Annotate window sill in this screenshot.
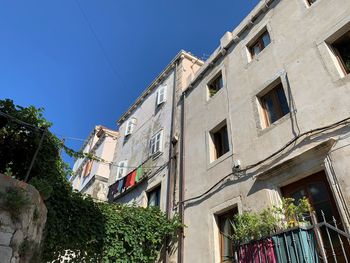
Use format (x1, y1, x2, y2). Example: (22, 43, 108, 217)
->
(206, 88, 224, 104)
(304, 0, 322, 10)
(245, 44, 272, 67)
(207, 151, 233, 171)
(335, 71, 350, 84)
(151, 151, 163, 161)
(257, 110, 296, 137)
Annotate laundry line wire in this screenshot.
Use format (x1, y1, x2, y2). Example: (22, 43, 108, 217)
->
(0, 110, 166, 170)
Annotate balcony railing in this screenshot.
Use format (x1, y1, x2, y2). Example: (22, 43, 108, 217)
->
(233, 212, 350, 263)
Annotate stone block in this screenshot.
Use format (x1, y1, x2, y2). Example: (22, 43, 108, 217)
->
(0, 246, 12, 263)
(0, 232, 13, 246)
(10, 230, 23, 250)
(0, 212, 13, 227)
(0, 225, 14, 234)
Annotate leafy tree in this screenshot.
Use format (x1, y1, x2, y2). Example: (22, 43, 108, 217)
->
(0, 99, 181, 262)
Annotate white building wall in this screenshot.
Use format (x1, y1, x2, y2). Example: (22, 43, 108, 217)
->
(71, 126, 118, 201)
(182, 0, 350, 262)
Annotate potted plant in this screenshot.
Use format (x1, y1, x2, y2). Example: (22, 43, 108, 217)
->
(231, 198, 319, 263)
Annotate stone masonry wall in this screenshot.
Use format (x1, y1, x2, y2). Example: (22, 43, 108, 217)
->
(0, 174, 47, 263)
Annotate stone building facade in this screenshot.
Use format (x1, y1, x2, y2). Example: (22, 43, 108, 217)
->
(180, 0, 350, 262)
(70, 125, 118, 201)
(107, 51, 203, 213)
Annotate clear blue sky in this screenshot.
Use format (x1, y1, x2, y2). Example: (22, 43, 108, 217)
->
(0, 0, 259, 164)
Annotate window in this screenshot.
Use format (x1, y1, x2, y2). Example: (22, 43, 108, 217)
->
(156, 85, 167, 105)
(209, 121, 229, 162)
(306, 0, 317, 6)
(83, 160, 93, 177)
(249, 30, 271, 59)
(125, 117, 137, 136)
(281, 171, 350, 260)
(259, 82, 289, 128)
(116, 160, 127, 180)
(150, 130, 163, 155)
(208, 72, 223, 98)
(217, 209, 237, 263)
(147, 185, 161, 207)
(330, 29, 350, 75)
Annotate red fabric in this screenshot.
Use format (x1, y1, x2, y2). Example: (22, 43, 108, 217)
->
(238, 238, 276, 263)
(124, 172, 132, 188)
(129, 170, 137, 187)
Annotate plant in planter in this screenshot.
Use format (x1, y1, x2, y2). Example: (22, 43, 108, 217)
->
(231, 197, 312, 244)
(274, 197, 312, 228)
(231, 198, 317, 263)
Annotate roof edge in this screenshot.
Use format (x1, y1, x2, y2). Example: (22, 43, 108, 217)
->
(116, 50, 204, 126)
(183, 0, 275, 94)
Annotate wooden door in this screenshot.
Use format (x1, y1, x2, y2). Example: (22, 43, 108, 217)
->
(281, 171, 349, 262)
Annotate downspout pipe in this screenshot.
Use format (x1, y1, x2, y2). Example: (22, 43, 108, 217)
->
(178, 92, 186, 263)
(165, 61, 178, 263)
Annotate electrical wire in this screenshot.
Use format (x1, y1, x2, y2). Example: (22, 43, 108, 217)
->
(181, 116, 350, 204)
(0, 111, 45, 131)
(74, 0, 128, 90)
(0, 110, 167, 170)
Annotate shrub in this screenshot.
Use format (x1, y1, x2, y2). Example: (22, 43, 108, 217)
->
(2, 187, 30, 220)
(29, 177, 53, 200)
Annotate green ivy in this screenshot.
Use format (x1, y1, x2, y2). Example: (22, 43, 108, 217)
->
(0, 99, 181, 262)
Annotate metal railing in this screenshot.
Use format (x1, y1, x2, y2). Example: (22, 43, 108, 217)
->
(234, 211, 350, 263)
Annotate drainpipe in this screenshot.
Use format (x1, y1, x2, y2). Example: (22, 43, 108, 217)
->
(165, 60, 178, 263)
(178, 91, 186, 263)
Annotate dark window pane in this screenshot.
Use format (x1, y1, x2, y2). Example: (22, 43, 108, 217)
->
(333, 32, 350, 74)
(308, 183, 329, 203)
(218, 209, 237, 262)
(308, 0, 317, 5)
(214, 132, 223, 158)
(208, 73, 223, 97)
(221, 218, 233, 261)
(264, 94, 278, 124)
(250, 30, 270, 58)
(291, 189, 306, 201)
(148, 186, 161, 207)
(212, 124, 229, 159)
(314, 202, 333, 223)
(276, 86, 290, 116)
(262, 32, 271, 48)
(252, 44, 261, 56)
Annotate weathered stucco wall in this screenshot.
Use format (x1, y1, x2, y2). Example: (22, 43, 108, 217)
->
(71, 127, 118, 201)
(0, 174, 47, 263)
(182, 0, 350, 262)
(109, 70, 175, 210)
(109, 53, 203, 212)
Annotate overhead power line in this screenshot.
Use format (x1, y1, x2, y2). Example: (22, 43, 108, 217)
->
(74, 0, 128, 90)
(0, 110, 166, 169)
(181, 116, 350, 204)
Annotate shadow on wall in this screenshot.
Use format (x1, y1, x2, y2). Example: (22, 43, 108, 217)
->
(184, 125, 350, 209)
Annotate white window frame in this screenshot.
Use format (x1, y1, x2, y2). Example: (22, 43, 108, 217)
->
(150, 130, 163, 155)
(125, 117, 137, 136)
(156, 85, 167, 106)
(116, 160, 128, 180)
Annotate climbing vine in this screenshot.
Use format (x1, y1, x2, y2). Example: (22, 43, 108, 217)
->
(0, 99, 181, 262)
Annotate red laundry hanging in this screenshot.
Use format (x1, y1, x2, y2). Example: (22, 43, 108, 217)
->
(124, 172, 132, 188)
(129, 170, 137, 187)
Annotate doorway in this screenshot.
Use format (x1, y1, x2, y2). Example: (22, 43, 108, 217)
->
(281, 171, 349, 262)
